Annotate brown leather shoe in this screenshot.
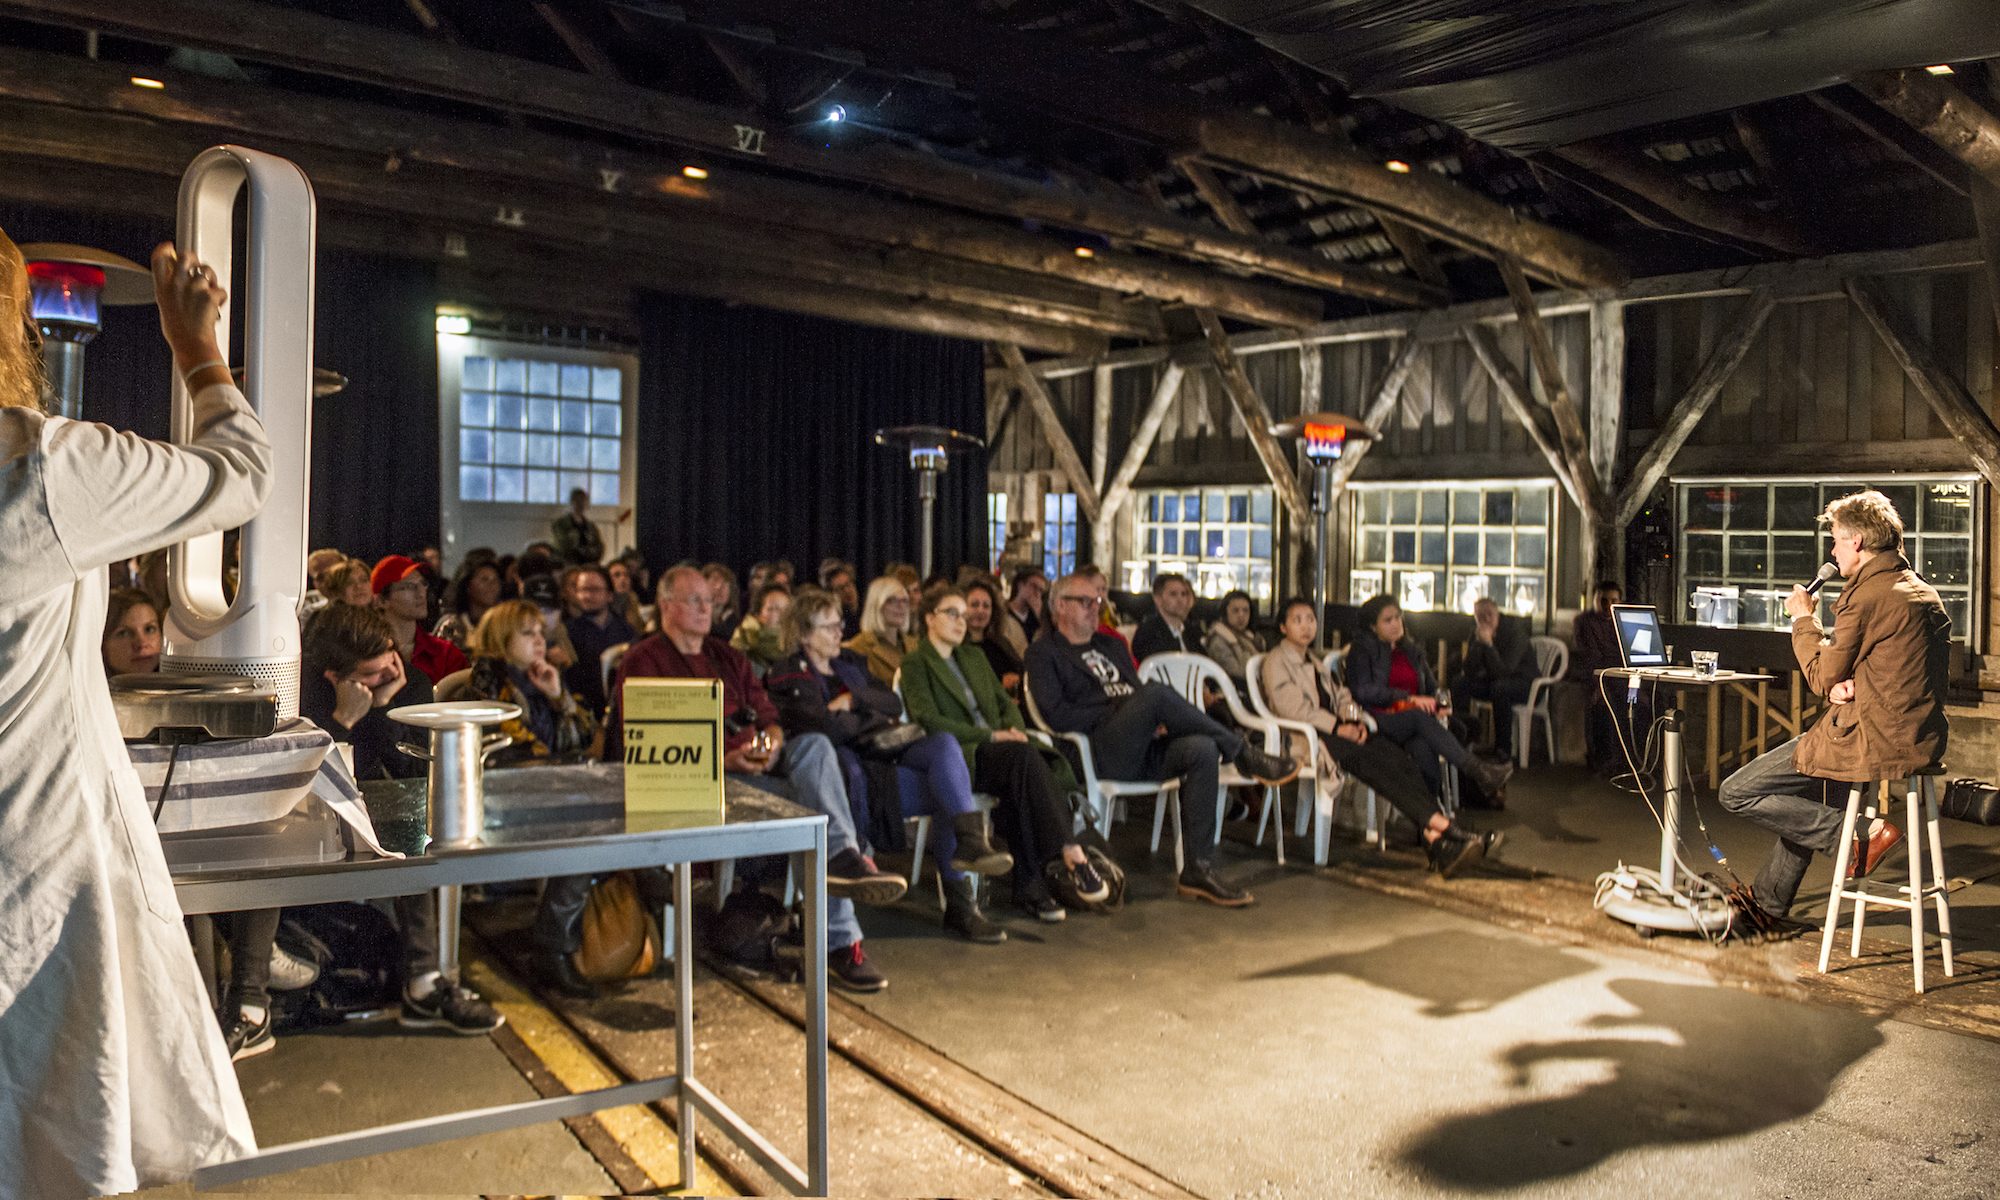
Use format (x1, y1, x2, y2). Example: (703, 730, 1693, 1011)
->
(1847, 821, 1904, 878)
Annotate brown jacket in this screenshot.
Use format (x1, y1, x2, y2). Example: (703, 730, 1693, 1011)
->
(1791, 551, 1950, 782)
(1258, 642, 1350, 784)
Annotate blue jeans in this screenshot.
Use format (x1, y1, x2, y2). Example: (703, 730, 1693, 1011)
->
(733, 732, 863, 949)
(1717, 736, 1848, 917)
(895, 732, 980, 882)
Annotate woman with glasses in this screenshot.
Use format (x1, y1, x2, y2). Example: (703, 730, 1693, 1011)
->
(901, 584, 1112, 920)
(0, 232, 265, 1194)
(767, 587, 1014, 943)
(845, 575, 917, 686)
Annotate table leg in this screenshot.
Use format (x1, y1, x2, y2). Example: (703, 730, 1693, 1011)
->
(674, 864, 696, 1190)
(802, 824, 829, 1195)
(436, 885, 461, 980)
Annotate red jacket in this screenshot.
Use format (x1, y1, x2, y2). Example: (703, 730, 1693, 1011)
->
(606, 633, 777, 755)
(410, 630, 468, 685)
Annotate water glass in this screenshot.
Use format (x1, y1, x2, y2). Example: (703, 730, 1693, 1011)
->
(1691, 649, 1719, 679)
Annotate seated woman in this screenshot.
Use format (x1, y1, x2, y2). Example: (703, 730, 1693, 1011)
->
(1260, 597, 1499, 877)
(1346, 594, 1513, 805)
(766, 588, 1014, 943)
(432, 553, 504, 653)
(1203, 589, 1265, 698)
(844, 576, 915, 687)
(462, 601, 607, 996)
(606, 557, 648, 634)
(902, 584, 1113, 921)
(729, 581, 792, 677)
(960, 574, 1024, 699)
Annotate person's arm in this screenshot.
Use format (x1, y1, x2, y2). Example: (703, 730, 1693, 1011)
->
(764, 663, 848, 738)
(902, 652, 993, 747)
(1793, 591, 1868, 697)
(1260, 654, 1337, 734)
(1345, 641, 1403, 707)
(1130, 617, 1167, 663)
(1204, 626, 1246, 680)
(1025, 641, 1096, 732)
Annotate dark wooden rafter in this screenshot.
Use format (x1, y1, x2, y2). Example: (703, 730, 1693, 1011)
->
(1614, 289, 1779, 526)
(1324, 333, 1425, 491)
(531, 3, 621, 80)
(997, 342, 1105, 523)
(1809, 86, 1971, 197)
(1845, 278, 2000, 493)
(1193, 311, 1312, 524)
(1461, 324, 1582, 510)
(1497, 260, 1609, 521)
(1849, 70, 2000, 182)
(1550, 138, 1813, 257)
(0, 0, 1453, 314)
(1099, 362, 1190, 521)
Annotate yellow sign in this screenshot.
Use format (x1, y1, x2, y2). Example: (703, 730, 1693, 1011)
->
(621, 678, 724, 815)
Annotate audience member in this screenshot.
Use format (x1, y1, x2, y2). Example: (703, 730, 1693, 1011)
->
(1203, 589, 1265, 695)
(1131, 572, 1204, 661)
(468, 600, 600, 764)
(371, 554, 467, 686)
(299, 546, 346, 619)
(321, 558, 373, 609)
(1451, 597, 1538, 762)
(561, 564, 636, 719)
(297, 605, 503, 1036)
(434, 554, 505, 652)
(102, 587, 163, 676)
(1077, 564, 1137, 668)
(766, 588, 1014, 943)
(416, 545, 443, 574)
(846, 577, 916, 686)
(819, 558, 861, 635)
(607, 566, 904, 993)
(606, 557, 647, 632)
(961, 575, 1024, 697)
(884, 562, 922, 612)
(729, 581, 792, 676)
(1347, 595, 1513, 804)
(1259, 598, 1499, 876)
(903, 585, 1108, 922)
(1573, 579, 1644, 776)
(550, 487, 603, 564)
(519, 571, 578, 671)
(1025, 572, 1298, 907)
(703, 561, 741, 634)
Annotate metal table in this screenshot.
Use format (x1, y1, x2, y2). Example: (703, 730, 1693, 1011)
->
(171, 764, 831, 1195)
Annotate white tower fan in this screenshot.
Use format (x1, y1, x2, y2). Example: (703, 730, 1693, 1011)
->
(159, 146, 317, 718)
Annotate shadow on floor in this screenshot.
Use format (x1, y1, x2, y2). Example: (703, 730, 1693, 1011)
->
(1244, 928, 1597, 1017)
(1397, 977, 1882, 1191)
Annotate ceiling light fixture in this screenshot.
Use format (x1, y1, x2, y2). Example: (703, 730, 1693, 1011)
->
(681, 165, 709, 180)
(130, 76, 166, 90)
(1073, 246, 1096, 258)
(1926, 64, 1956, 75)
(1385, 159, 1413, 174)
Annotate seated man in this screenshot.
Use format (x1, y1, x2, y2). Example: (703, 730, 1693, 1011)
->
(560, 563, 636, 719)
(603, 566, 906, 993)
(1450, 597, 1538, 760)
(1719, 490, 1950, 925)
(371, 554, 467, 686)
(1024, 572, 1299, 907)
(298, 605, 504, 1038)
(1573, 579, 1648, 776)
(1130, 572, 1205, 662)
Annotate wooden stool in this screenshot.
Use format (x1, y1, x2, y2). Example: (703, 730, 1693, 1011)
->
(1818, 766, 1954, 993)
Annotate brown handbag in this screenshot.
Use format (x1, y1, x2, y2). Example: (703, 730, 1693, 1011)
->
(570, 871, 662, 982)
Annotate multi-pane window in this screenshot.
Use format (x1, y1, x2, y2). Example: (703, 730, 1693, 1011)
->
(1350, 482, 1553, 616)
(1042, 493, 1078, 581)
(1676, 477, 1977, 637)
(986, 493, 1009, 571)
(1131, 487, 1276, 600)
(457, 354, 624, 505)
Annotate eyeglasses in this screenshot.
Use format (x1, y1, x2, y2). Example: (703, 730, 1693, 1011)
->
(667, 593, 713, 608)
(934, 607, 967, 619)
(1055, 594, 1095, 606)
(809, 618, 844, 632)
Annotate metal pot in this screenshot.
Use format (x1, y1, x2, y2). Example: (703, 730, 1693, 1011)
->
(388, 700, 521, 850)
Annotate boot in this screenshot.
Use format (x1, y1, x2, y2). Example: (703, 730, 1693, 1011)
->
(948, 812, 1015, 876)
(942, 875, 1006, 944)
(1467, 757, 1515, 798)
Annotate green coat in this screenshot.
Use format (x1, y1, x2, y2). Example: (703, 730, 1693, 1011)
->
(901, 637, 1079, 796)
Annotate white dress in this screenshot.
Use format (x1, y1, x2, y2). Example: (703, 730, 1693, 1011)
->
(0, 383, 271, 1198)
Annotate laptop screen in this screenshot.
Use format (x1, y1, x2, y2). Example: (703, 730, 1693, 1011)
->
(1611, 604, 1667, 667)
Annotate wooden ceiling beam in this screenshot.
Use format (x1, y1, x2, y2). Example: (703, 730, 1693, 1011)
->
(1850, 69, 2000, 186)
(0, 0, 1433, 310)
(1550, 138, 1814, 257)
(1810, 85, 1971, 197)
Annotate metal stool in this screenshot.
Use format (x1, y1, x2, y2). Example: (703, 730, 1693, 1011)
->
(1819, 766, 1954, 993)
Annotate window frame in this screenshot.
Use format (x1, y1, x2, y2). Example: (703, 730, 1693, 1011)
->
(1347, 478, 1557, 619)
(1126, 485, 1277, 601)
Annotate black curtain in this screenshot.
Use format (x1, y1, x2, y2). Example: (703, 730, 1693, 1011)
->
(0, 201, 439, 561)
(634, 293, 987, 583)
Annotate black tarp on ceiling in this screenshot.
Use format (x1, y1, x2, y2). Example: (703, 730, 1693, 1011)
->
(1178, 0, 2000, 150)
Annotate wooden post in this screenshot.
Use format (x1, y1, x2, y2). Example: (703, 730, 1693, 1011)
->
(1974, 177, 2000, 346)
(1195, 311, 1311, 525)
(1615, 289, 1779, 527)
(1090, 362, 1113, 496)
(1845, 278, 2000, 493)
(1463, 324, 1583, 511)
(1094, 363, 1187, 567)
(1588, 299, 1625, 498)
(997, 343, 1102, 526)
(1298, 342, 1323, 420)
(1326, 333, 1422, 491)
(1498, 260, 1610, 517)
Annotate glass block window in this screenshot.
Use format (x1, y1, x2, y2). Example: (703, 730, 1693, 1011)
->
(1350, 481, 1554, 617)
(457, 353, 624, 505)
(1676, 477, 1978, 638)
(1042, 493, 1078, 582)
(987, 492, 1009, 571)
(1129, 486, 1276, 601)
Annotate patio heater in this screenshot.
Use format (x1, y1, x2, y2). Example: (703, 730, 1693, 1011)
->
(874, 424, 984, 580)
(19, 243, 154, 419)
(1272, 412, 1378, 622)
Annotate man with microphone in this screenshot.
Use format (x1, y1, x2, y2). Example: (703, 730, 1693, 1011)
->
(1717, 490, 1951, 926)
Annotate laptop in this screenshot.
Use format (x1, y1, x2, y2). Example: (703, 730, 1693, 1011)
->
(1611, 604, 1670, 669)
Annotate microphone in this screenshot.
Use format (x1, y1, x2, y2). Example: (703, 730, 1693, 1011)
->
(1803, 562, 1838, 597)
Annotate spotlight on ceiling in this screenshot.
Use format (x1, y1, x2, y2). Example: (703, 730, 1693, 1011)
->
(682, 165, 709, 179)
(825, 104, 847, 124)
(1384, 159, 1413, 174)
(435, 313, 471, 336)
(1926, 64, 1956, 75)
(130, 76, 166, 90)
(1073, 246, 1096, 258)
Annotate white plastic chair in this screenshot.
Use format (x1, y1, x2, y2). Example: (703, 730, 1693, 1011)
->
(1137, 652, 1275, 861)
(1518, 636, 1568, 768)
(1243, 652, 1355, 865)
(600, 641, 631, 698)
(1022, 670, 1186, 868)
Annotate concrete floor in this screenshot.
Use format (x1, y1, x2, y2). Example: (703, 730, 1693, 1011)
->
(853, 848, 2000, 1198)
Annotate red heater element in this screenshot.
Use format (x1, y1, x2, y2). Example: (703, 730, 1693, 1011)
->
(1301, 419, 1349, 462)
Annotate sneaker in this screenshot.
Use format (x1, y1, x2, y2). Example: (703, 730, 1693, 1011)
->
(1023, 892, 1067, 923)
(400, 982, 506, 1034)
(827, 847, 909, 906)
(1175, 861, 1255, 908)
(267, 944, 319, 992)
(1069, 858, 1111, 904)
(829, 942, 888, 994)
(221, 1007, 274, 1062)
(1233, 743, 1301, 787)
